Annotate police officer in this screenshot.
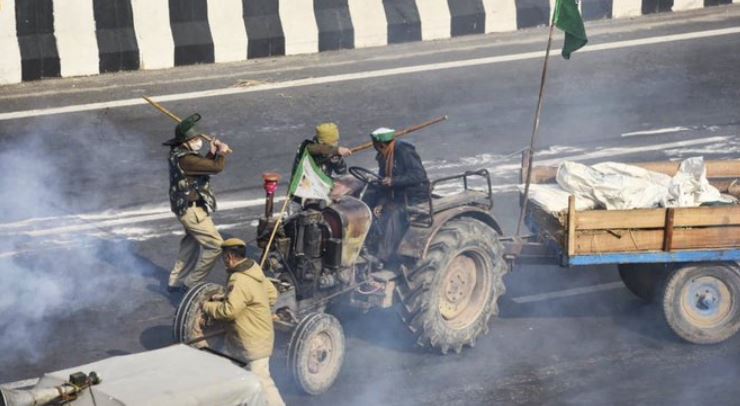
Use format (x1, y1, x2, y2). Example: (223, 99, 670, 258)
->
(202, 238, 285, 406)
(292, 122, 352, 178)
(163, 113, 230, 293)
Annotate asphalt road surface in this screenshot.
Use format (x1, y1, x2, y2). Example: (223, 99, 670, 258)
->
(1, 6, 739, 405)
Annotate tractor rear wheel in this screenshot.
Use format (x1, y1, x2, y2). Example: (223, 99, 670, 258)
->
(397, 217, 508, 354)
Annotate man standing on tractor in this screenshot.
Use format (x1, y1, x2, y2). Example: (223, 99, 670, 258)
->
(163, 113, 230, 293)
(367, 127, 430, 263)
(202, 238, 285, 406)
(292, 122, 353, 178)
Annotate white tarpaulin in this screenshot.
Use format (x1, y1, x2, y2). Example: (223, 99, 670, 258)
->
(30, 345, 266, 406)
(525, 183, 598, 213)
(555, 157, 728, 210)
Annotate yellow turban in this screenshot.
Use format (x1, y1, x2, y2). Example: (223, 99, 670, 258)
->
(315, 122, 340, 146)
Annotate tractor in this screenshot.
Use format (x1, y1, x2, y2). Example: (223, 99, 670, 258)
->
(173, 167, 509, 395)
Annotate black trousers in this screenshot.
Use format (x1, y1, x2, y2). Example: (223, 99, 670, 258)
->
(376, 201, 410, 263)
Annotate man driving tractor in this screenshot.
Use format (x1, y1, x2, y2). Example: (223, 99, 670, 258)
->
(364, 127, 430, 263)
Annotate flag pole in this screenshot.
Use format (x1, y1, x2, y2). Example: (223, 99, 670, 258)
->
(259, 194, 291, 269)
(515, 19, 557, 237)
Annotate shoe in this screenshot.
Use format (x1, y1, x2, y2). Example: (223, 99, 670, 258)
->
(167, 285, 187, 294)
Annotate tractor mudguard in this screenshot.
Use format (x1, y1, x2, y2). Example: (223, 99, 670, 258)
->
(397, 206, 504, 259)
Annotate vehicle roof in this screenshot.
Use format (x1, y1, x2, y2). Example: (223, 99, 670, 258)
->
(33, 344, 264, 406)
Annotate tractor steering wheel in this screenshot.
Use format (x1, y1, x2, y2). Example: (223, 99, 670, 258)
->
(349, 166, 382, 185)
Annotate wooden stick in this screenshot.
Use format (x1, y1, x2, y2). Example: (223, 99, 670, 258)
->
(350, 115, 448, 153)
(143, 96, 232, 153)
(259, 196, 291, 269)
(143, 96, 183, 123)
(185, 329, 226, 345)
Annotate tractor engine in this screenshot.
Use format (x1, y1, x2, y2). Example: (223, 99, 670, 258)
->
(257, 174, 373, 301)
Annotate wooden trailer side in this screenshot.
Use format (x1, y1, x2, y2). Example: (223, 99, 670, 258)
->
(565, 197, 740, 256)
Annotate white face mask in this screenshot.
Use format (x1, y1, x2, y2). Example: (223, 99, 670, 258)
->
(187, 138, 203, 152)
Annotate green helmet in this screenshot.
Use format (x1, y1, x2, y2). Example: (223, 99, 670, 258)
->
(163, 113, 204, 146)
(370, 127, 395, 143)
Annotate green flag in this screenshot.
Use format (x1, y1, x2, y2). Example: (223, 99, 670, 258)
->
(553, 0, 588, 59)
(289, 150, 334, 202)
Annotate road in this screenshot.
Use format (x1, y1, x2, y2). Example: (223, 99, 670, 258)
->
(1, 5, 739, 405)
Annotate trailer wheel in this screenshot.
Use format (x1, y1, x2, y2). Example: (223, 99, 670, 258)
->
(173, 282, 226, 346)
(288, 312, 345, 395)
(618, 264, 666, 302)
(662, 263, 740, 344)
(397, 217, 508, 354)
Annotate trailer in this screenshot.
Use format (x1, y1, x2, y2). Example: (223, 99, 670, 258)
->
(509, 158, 740, 344)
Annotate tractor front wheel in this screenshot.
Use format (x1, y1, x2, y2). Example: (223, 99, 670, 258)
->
(287, 312, 345, 395)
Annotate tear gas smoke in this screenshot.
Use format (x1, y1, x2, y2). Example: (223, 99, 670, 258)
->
(0, 118, 154, 379)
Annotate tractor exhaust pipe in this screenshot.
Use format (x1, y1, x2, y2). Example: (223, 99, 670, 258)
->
(262, 172, 281, 219)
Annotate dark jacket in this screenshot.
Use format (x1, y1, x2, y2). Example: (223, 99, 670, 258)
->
(168, 146, 225, 216)
(376, 141, 429, 205)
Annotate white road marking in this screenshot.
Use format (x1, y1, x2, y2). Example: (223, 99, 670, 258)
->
(489, 136, 728, 174)
(511, 282, 625, 304)
(664, 137, 740, 156)
(1, 197, 283, 238)
(621, 126, 690, 137)
(0, 136, 729, 244)
(1, 27, 740, 121)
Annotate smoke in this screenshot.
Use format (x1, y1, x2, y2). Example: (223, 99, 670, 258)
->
(0, 117, 154, 374)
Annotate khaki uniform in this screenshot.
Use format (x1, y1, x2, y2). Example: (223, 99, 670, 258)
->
(167, 148, 226, 288)
(202, 259, 284, 406)
(169, 206, 223, 287)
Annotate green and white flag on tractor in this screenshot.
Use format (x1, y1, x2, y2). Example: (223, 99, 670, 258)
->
(289, 150, 334, 202)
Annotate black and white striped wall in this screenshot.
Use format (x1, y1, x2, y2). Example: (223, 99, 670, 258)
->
(0, 0, 736, 85)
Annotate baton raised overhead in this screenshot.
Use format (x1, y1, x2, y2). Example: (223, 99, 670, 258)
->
(350, 115, 448, 153)
(143, 96, 233, 154)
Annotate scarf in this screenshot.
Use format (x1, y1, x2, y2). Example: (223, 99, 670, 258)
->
(380, 140, 397, 200)
(381, 139, 397, 179)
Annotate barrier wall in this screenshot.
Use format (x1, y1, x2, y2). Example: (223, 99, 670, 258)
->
(0, 0, 735, 85)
